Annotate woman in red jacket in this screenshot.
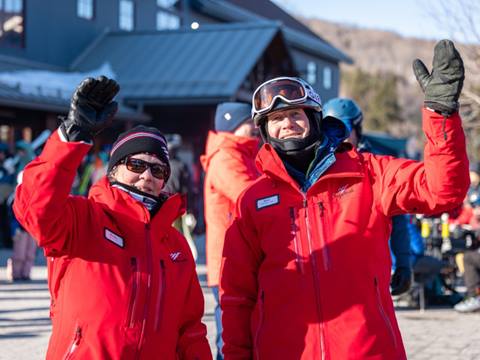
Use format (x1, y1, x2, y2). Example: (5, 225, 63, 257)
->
(220, 40, 469, 359)
(13, 77, 212, 360)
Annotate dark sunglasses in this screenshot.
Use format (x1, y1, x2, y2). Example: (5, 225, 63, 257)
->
(122, 157, 170, 180)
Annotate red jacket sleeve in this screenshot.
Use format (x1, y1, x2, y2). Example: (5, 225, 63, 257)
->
(220, 197, 263, 359)
(177, 254, 212, 360)
(371, 109, 469, 217)
(13, 130, 92, 256)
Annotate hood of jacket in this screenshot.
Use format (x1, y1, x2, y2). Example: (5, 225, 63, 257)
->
(200, 131, 259, 172)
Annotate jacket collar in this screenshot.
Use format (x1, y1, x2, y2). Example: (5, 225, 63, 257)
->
(88, 177, 185, 226)
(256, 144, 365, 191)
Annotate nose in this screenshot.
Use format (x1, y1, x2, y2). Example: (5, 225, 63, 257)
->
(279, 116, 295, 129)
(139, 166, 154, 181)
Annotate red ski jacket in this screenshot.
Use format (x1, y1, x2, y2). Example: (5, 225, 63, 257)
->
(201, 131, 259, 286)
(13, 131, 212, 360)
(220, 109, 469, 360)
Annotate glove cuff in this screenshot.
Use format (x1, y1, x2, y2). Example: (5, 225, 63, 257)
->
(59, 116, 93, 143)
(424, 101, 458, 116)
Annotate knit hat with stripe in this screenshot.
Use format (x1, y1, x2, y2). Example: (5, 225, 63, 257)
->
(107, 125, 170, 173)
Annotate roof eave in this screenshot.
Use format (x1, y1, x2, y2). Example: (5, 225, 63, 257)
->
(283, 28, 353, 64)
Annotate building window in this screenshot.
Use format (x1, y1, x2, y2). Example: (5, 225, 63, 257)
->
(323, 67, 332, 90)
(77, 0, 94, 20)
(157, 0, 176, 8)
(307, 62, 317, 85)
(156, 11, 179, 30)
(0, 0, 24, 48)
(119, 0, 134, 31)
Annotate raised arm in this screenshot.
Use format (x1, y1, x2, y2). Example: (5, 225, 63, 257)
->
(13, 76, 119, 255)
(374, 40, 469, 217)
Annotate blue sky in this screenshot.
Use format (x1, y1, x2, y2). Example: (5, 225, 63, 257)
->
(271, 0, 480, 43)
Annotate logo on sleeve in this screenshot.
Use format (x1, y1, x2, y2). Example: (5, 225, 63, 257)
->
(104, 228, 124, 248)
(170, 251, 187, 262)
(334, 184, 354, 199)
(256, 194, 280, 210)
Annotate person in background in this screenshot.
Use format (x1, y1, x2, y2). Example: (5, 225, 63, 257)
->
(454, 193, 480, 312)
(323, 97, 413, 296)
(6, 171, 38, 282)
(0, 144, 14, 248)
(201, 102, 259, 359)
(164, 133, 198, 260)
(221, 40, 468, 359)
(13, 76, 211, 359)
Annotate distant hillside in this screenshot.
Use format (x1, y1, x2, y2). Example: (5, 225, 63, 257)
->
(303, 17, 437, 82)
(300, 17, 446, 135)
(299, 17, 480, 137)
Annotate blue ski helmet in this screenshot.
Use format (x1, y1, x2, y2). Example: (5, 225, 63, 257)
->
(323, 98, 363, 135)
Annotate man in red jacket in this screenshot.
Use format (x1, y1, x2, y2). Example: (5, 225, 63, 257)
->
(201, 102, 259, 359)
(13, 77, 212, 360)
(220, 40, 469, 359)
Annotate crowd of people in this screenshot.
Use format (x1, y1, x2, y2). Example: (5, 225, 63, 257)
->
(0, 39, 478, 359)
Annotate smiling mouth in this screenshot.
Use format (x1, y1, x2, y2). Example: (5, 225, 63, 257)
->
(281, 133, 302, 139)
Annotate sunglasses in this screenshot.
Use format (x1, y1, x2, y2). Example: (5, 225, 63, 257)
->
(122, 157, 170, 180)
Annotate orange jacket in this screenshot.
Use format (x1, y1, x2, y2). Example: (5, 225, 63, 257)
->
(201, 131, 259, 286)
(14, 131, 212, 360)
(221, 109, 469, 359)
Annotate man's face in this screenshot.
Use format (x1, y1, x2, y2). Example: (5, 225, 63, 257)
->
(234, 119, 259, 138)
(113, 153, 166, 197)
(266, 108, 310, 139)
(345, 128, 359, 147)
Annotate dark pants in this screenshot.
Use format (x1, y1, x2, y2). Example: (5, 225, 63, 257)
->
(464, 250, 480, 296)
(211, 286, 224, 360)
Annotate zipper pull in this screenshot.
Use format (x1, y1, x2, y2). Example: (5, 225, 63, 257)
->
(74, 326, 82, 344)
(319, 202, 325, 216)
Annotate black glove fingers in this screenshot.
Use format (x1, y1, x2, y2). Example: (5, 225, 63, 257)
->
(99, 79, 120, 105)
(72, 77, 95, 104)
(64, 76, 120, 141)
(84, 76, 111, 108)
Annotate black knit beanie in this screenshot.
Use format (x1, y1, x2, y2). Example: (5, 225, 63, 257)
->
(107, 125, 170, 174)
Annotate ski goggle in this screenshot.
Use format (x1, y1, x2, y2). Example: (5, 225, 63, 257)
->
(122, 156, 170, 180)
(252, 77, 320, 116)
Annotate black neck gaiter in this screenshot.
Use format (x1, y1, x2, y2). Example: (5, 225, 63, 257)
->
(261, 111, 322, 174)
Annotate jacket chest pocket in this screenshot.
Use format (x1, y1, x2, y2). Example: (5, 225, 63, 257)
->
(154, 259, 167, 332)
(289, 201, 334, 273)
(328, 180, 372, 237)
(125, 257, 140, 328)
(63, 324, 82, 360)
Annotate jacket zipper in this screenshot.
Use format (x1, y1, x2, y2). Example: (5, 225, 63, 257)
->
(254, 290, 265, 360)
(303, 196, 328, 360)
(154, 260, 166, 331)
(127, 257, 139, 328)
(137, 224, 154, 356)
(63, 325, 82, 360)
(374, 277, 398, 349)
(289, 207, 305, 274)
(318, 202, 331, 271)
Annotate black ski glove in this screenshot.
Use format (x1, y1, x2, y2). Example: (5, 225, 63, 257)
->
(60, 76, 120, 142)
(413, 39, 464, 116)
(390, 266, 412, 296)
